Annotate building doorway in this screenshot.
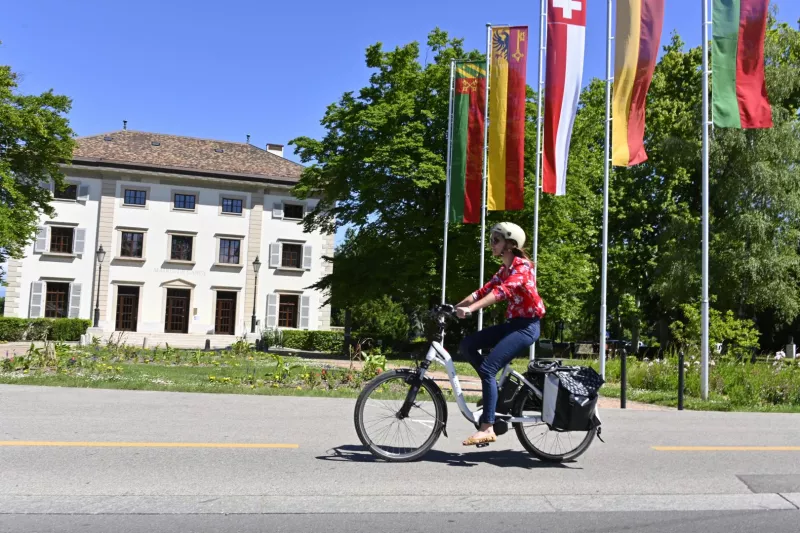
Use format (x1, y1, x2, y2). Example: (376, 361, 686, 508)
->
(215, 291, 237, 335)
(164, 288, 191, 333)
(115, 286, 140, 331)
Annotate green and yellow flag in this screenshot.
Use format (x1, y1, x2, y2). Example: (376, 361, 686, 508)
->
(449, 61, 487, 224)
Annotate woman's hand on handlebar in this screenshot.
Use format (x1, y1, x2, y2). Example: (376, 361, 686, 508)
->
(456, 307, 472, 319)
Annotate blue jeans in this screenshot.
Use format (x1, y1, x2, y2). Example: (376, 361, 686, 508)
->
(460, 318, 540, 425)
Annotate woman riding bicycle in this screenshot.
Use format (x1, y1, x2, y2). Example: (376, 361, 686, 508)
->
(455, 222, 545, 446)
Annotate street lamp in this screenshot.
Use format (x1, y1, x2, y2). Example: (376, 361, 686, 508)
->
(251, 255, 261, 333)
(93, 244, 106, 327)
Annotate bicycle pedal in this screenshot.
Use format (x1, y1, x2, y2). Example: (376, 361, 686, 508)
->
(475, 442, 490, 448)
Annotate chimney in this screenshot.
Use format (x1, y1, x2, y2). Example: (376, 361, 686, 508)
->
(266, 143, 284, 158)
(123, 120, 128, 131)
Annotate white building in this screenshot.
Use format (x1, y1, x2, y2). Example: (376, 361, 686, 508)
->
(3, 130, 333, 347)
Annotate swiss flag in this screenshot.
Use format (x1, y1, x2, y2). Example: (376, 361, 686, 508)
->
(543, 0, 587, 195)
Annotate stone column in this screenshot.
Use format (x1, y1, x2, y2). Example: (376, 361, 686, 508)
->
(317, 231, 335, 330)
(243, 191, 264, 338)
(88, 178, 116, 333)
(3, 259, 23, 317)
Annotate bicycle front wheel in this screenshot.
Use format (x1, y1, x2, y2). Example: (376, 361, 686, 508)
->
(512, 388, 595, 463)
(354, 369, 446, 462)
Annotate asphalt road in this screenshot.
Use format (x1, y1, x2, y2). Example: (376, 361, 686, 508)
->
(2, 511, 800, 533)
(0, 384, 798, 531)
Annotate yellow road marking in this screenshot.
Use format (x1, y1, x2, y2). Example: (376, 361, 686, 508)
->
(653, 446, 800, 452)
(0, 441, 298, 449)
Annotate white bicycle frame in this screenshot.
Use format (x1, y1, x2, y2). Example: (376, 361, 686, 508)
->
(418, 341, 547, 426)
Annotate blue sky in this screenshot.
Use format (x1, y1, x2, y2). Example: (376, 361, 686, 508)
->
(1, 1, 798, 296)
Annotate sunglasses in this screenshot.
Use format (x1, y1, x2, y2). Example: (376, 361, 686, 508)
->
(491, 236, 503, 245)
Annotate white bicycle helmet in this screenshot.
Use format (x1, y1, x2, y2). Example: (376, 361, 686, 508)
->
(490, 221, 526, 249)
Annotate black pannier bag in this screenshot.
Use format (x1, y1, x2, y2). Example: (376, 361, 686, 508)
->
(541, 366, 604, 432)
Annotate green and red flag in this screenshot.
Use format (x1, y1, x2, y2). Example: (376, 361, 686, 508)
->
(712, 0, 773, 129)
(449, 61, 487, 224)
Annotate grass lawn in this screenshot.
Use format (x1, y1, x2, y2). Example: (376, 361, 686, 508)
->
(0, 360, 486, 402)
(598, 383, 800, 413)
(3, 346, 799, 413)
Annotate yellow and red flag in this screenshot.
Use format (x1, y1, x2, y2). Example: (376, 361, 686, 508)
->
(488, 26, 528, 211)
(612, 0, 665, 167)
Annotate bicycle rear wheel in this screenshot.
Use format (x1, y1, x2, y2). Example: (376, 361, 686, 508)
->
(512, 387, 595, 462)
(354, 369, 446, 462)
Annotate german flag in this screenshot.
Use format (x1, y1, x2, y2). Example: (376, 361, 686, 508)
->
(612, 0, 665, 167)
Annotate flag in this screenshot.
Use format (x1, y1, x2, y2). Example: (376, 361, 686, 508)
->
(543, 0, 586, 195)
(612, 0, 665, 166)
(487, 25, 528, 212)
(450, 62, 487, 224)
(712, 0, 772, 128)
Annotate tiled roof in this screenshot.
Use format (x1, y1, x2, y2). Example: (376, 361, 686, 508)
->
(71, 130, 304, 183)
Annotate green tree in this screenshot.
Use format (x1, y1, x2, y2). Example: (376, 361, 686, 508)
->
(0, 54, 76, 265)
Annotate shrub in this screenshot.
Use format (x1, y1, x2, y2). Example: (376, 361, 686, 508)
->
(0, 317, 90, 342)
(307, 331, 343, 353)
(0, 318, 28, 342)
(351, 296, 409, 346)
(280, 330, 309, 350)
(50, 319, 92, 341)
(670, 303, 760, 358)
(279, 329, 344, 353)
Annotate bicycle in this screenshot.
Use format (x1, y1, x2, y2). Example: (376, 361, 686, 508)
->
(354, 304, 603, 462)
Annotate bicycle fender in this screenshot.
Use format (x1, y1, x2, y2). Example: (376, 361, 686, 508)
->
(399, 368, 449, 438)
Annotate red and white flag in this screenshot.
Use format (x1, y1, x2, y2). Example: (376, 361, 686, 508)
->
(543, 0, 586, 196)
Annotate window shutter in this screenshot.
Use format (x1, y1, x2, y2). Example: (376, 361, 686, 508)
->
(302, 244, 312, 270)
(272, 202, 283, 219)
(34, 227, 48, 253)
(269, 242, 281, 268)
(77, 184, 90, 202)
(73, 228, 86, 255)
(266, 294, 278, 328)
(69, 283, 82, 318)
(29, 281, 44, 318)
(299, 295, 311, 330)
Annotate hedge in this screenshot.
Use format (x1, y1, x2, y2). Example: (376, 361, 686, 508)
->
(279, 330, 344, 353)
(0, 318, 92, 342)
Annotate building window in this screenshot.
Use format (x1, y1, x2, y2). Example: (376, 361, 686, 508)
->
(124, 189, 147, 206)
(281, 243, 302, 268)
(222, 198, 243, 214)
(218, 239, 241, 264)
(54, 183, 78, 200)
(283, 203, 304, 220)
(50, 227, 74, 254)
(120, 232, 144, 258)
(173, 193, 196, 210)
(45, 282, 70, 318)
(170, 235, 193, 261)
(279, 294, 299, 328)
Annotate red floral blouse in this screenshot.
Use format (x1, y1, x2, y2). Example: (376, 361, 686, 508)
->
(472, 256, 546, 320)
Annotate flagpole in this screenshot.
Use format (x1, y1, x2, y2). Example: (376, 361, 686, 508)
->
(599, 0, 613, 380)
(701, 0, 711, 400)
(530, 0, 547, 362)
(478, 23, 492, 331)
(441, 59, 456, 305)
